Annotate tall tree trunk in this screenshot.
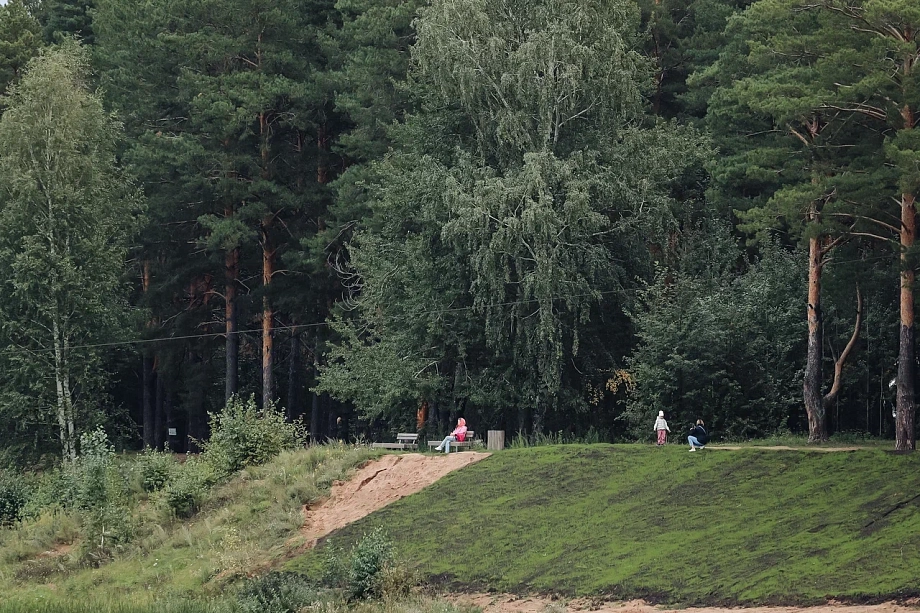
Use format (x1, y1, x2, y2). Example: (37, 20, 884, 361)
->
(142, 260, 155, 448)
(164, 377, 175, 453)
(52, 315, 75, 463)
(261, 220, 274, 409)
(310, 349, 321, 442)
(154, 362, 165, 449)
(897, 191, 916, 451)
(186, 350, 206, 453)
(142, 354, 155, 448)
(225, 245, 239, 402)
(287, 332, 299, 421)
(326, 394, 337, 441)
(804, 235, 827, 442)
(62, 334, 76, 461)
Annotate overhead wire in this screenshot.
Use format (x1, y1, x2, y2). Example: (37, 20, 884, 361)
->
(26, 287, 642, 353)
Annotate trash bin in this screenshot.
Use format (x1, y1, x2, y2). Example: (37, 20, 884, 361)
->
(487, 430, 505, 451)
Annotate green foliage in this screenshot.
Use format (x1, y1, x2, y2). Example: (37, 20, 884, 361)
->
(42, 0, 95, 44)
(0, 443, 378, 603)
(320, 0, 709, 435)
(324, 527, 397, 600)
(347, 529, 395, 599)
(236, 571, 318, 613)
(203, 395, 306, 478)
(20, 469, 70, 518)
(626, 233, 806, 439)
(0, 470, 26, 525)
(134, 448, 176, 493)
(294, 445, 920, 604)
(0, 600, 232, 613)
(159, 456, 217, 519)
(0, 0, 42, 97)
(0, 42, 142, 462)
(72, 428, 133, 559)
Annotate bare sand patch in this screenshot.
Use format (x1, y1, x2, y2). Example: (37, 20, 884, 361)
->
(455, 594, 917, 613)
(301, 451, 489, 546)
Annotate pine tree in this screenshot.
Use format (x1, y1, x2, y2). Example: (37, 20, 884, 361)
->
(0, 0, 41, 97)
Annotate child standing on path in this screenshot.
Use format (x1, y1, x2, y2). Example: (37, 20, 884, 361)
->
(653, 410, 670, 445)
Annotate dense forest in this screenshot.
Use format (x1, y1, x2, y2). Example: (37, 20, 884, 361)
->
(0, 0, 917, 464)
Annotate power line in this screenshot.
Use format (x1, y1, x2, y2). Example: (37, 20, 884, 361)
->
(19, 249, 897, 354)
(24, 287, 641, 353)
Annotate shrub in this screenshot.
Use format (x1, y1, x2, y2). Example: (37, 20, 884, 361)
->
(377, 562, 418, 600)
(21, 469, 70, 518)
(236, 571, 318, 613)
(73, 428, 134, 559)
(321, 541, 347, 588)
(0, 470, 26, 525)
(136, 448, 176, 492)
(348, 527, 395, 599)
(160, 457, 216, 518)
(203, 395, 306, 478)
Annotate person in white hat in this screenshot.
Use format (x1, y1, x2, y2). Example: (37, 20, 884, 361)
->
(653, 410, 670, 446)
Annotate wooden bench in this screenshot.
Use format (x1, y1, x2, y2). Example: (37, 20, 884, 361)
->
(372, 433, 419, 450)
(428, 430, 476, 452)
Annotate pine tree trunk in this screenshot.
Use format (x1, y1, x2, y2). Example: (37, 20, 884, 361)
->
(326, 394, 337, 441)
(142, 354, 155, 448)
(154, 365, 165, 449)
(804, 236, 827, 442)
(287, 332, 299, 421)
(186, 351, 206, 453)
(164, 378, 175, 453)
(897, 192, 916, 451)
(225, 245, 239, 402)
(261, 221, 274, 409)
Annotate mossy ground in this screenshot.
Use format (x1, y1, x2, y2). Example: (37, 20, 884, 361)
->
(289, 444, 920, 605)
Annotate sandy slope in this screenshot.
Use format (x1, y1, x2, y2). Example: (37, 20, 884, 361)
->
(301, 451, 489, 546)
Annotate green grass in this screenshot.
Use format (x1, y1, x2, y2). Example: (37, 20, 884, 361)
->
(289, 444, 920, 605)
(0, 442, 381, 604)
(0, 599, 229, 613)
(716, 432, 891, 447)
(0, 593, 478, 613)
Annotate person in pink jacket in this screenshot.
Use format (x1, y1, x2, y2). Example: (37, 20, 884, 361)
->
(434, 418, 467, 453)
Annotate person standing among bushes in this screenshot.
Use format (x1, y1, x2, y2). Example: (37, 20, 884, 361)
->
(434, 418, 467, 453)
(688, 419, 709, 451)
(653, 410, 670, 445)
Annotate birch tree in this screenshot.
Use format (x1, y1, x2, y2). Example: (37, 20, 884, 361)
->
(0, 43, 141, 462)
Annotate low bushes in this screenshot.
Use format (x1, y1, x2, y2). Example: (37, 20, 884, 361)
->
(322, 528, 416, 600)
(202, 395, 306, 479)
(0, 470, 26, 525)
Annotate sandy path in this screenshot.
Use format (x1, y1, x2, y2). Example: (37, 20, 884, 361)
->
(301, 452, 489, 546)
(458, 594, 917, 613)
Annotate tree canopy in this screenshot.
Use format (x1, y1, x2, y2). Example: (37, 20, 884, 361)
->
(0, 0, 915, 460)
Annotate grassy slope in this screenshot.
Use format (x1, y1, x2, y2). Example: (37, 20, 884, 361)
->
(289, 445, 920, 605)
(0, 444, 380, 605)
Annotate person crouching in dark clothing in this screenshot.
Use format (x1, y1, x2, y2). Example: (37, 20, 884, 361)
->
(688, 420, 709, 451)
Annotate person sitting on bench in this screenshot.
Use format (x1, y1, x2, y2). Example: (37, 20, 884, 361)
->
(435, 418, 467, 453)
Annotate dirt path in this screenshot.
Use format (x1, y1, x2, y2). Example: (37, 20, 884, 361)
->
(458, 594, 918, 613)
(301, 452, 489, 546)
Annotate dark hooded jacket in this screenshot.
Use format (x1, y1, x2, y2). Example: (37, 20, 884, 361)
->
(689, 425, 709, 445)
